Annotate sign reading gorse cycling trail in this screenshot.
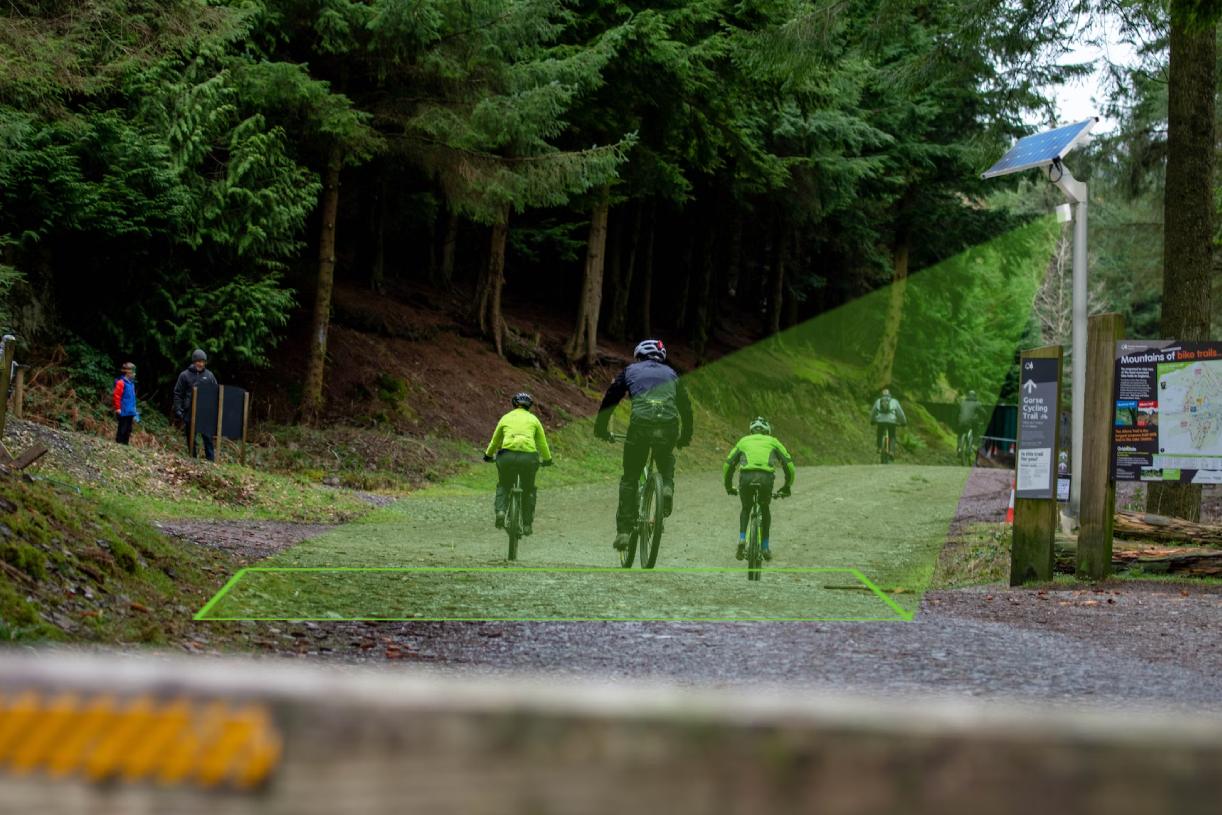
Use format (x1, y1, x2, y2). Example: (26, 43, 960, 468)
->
(1113, 341, 1222, 484)
(1016, 357, 1060, 500)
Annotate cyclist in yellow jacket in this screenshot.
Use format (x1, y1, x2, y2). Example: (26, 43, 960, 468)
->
(484, 392, 553, 536)
(723, 417, 794, 561)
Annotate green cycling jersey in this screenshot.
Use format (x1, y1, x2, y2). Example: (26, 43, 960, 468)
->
(723, 433, 795, 490)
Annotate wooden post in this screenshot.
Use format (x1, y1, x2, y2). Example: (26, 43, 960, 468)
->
(240, 391, 250, 466)
(215, 386, 225, 465)
(1010, 345, 1063, 586)
(1077, 312, 1125, 580)
(13, 366, 23, 419)
(0, 337, 13, 434)
(189, 387, 198, 458)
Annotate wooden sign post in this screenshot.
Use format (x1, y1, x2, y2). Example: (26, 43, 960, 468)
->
(1077, 312, 1125, 580)
(1010, 345, 1064, 585)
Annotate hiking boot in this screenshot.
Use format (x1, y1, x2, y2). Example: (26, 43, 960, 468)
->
(735, 541, 745, 561)
(522, 524, 533, 537)
(612, 533, 631, 551)
(495, 512, 505, 529)
(662, 484, 674, 517)
(762, 547, 773, 562)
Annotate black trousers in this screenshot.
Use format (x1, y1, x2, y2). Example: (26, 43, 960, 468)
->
(617, 421, 678, 533)
(115, 415, 134, 445)
(875, 423, 897, 450)
(738, 470, 775, 540)
(495, 450, 540, 524)
(186, 427, 215, 461)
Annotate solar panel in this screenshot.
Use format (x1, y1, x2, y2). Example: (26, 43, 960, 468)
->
(981, 118, 1097, 179)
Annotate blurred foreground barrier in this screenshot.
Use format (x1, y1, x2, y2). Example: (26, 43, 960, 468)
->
(0, 652, 1220, 814)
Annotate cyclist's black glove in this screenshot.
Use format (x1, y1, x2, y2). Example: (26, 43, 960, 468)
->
(676, 436, 692, 450)
(541, 459, 554, 468)
(483, 454, 495, 463)
(778, 486, 792, 498)
(594, 428, 612, 442)
(725, 486, 738, 496)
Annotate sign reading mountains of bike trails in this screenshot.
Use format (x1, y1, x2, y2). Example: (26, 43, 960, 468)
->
(1016, 357, 1060, 500)
(1113, 340, 1222, 484)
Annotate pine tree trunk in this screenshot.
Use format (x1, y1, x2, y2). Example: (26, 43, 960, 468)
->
(602, 208, 623, 334)
(371, 178, 386, 293)
(608, 202, 641, 340)
(566, 189, 610, 367)
(692, 221, 716, 358)
(871, 236, 910, 389)
(439, 210, 459, 287)
(767, 222, 787, 335)
(301, 144, 342, 421)
(476, 218, 509, 356)
(639, 204, 656, 338)
(675, 229, 695, 331)
(726, 216, 743, 300)
(1147, 6, 1216, 522)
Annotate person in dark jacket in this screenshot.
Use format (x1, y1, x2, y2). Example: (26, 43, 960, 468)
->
(112, 362, 140, 445)
(173, 349, 218, 461)
(593, 339, 694, 551)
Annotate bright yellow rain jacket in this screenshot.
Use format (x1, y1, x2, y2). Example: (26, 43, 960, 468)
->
(485, 408, 553, 461)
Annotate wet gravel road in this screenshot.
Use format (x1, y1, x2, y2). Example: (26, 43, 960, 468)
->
(189, 467, 1222, 711)
(241, 580, 1221, 712)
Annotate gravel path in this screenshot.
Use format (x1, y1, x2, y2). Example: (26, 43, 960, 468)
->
(156, 520, 335, 563)
(238, 580, 1222, 712)
(178, 466, 1222, 711)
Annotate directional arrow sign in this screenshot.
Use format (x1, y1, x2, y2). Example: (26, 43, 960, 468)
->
(1016, 358, 1061, 500)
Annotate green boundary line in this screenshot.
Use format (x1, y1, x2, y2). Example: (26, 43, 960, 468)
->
(195, 566, 914, 623)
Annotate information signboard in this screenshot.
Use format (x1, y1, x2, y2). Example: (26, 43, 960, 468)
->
(1112, 341, 1222, 484)
(1016, 357, 1060, 499)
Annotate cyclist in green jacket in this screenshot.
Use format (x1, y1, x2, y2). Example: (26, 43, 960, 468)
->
(723, 417, 795, 561)
(484, 392, 553, 536)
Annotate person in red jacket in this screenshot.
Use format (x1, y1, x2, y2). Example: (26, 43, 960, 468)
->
(112, 362, 140, 444)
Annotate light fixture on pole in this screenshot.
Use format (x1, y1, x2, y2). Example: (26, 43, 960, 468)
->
(983, 117, 1098, 518)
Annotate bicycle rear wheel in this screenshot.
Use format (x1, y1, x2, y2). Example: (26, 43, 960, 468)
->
(746, 509, 762, 581)
(506, 489, 521, 561)
(639, 472, 664, 568)
(619, 527, 637, 568)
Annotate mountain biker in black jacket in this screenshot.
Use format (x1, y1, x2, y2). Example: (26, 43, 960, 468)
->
(594, 339, 693, 551)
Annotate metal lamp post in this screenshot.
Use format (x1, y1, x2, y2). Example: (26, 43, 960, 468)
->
(983, 117, 1097, 517)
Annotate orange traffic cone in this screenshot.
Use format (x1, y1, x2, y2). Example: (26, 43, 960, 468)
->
(1005, 478, 1015, 525)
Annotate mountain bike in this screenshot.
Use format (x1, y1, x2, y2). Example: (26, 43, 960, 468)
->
(878, 425, 897, 464)
(504, 473, 524, 561)
(744, 487, 785, 582)
(610, 432, 665, 569)
(956, 426, 975, 467)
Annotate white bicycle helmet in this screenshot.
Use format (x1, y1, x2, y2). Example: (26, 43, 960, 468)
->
(633, 339, 666, 361)
(749, 417, 771, 435)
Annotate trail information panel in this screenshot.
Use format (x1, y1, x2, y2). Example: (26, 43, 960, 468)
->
(1016, 357, 1060, 499)
(1113, 341, 1222, 484)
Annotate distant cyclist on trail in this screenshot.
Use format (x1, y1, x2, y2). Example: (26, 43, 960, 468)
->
(870, 387, 907, 457)
(484, 392, 553, 537)
(957, 390, 984, 458)
(593, 339, 693, 552)
(724, 417, 795, 562)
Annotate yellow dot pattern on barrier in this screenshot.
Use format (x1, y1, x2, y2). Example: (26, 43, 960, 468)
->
(0, 691, 281, 790)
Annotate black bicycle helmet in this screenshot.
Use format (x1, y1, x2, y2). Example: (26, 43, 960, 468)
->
(511, 392, 534, 409)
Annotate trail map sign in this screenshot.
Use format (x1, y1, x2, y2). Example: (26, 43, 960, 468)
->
(1113, 341, 1222, 484)
(1016, 357, 1061, 499)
